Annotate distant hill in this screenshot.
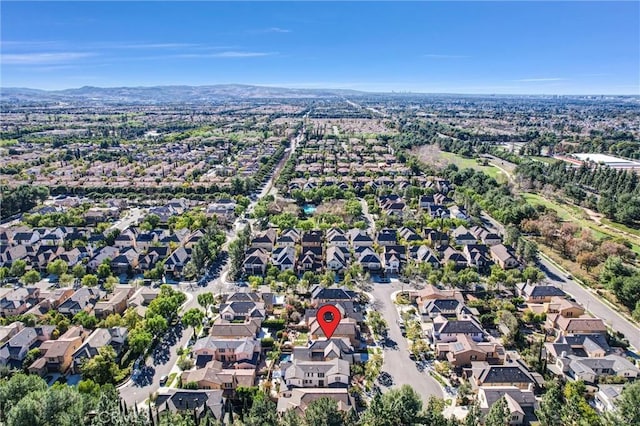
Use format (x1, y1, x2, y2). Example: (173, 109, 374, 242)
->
(0, 84, 365, 103)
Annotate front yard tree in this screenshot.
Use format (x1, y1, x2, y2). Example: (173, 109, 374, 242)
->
(536, 380, 563, 426)
(244, 392, 278, 426)
(303, 397, 344, 426)
(9, 259, 27, 277)
(384, 385, 423, 425)
(128, 327, 152, 355)
(96, 262, 112, 279)
(609, 380, 640, 425)
(80, 345, 120, 385)
(81, 274, 99, 287)
(485, 396, 510, 426)
(21, 270, 41, 285)
(46, 259, 68, 277)
(72, 263, 86, 279)
(197, 292, 215, 311)
(104, 276, 120, 292)
(182, 308, 205, 328)
(145, 314, 168, 335)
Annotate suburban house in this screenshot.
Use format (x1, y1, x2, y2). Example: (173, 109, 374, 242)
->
(518, 283, 567, 304)
(357, 248, 382, 271)
(180, 360, 256, 396)
(309, 318, 361, 348)
(463, 244, 491, 271)
(442, 247, 468, 269)
(292, 338, 356, 364)
(469, 226, 502, 246)
(272, 246, 296, 271)
(421, 299, 477, 320)
(431, 316, 485, 344)
(349, 229, 373, 248)
(0, 287, 41, 317)
(250, 229, 277, 251)
(0, 322, 24, 345)
(543, 297, 585, 318)
(548, 317, 608, 336)
(436, 334, 506, 367)
(191, 336, 261, 368)
(277, 388, 353, 416)
(377, 228, 397, 246)
(410, 245, 440, 267)
(58, 287, 105, 316)
(469, 360, 537, 390)
(93, 286, 135, 318)
(164, 247, 191, 276)
(283, 358, 350, 389)
(0, 326, 56, 367)
(301, 230, 323, 248)
(219, 298, 265, 323)
(594, 385, 625, 413)
(414, 285, 464, 308)
(553, 353, 639, 383)
(477, 386, 536, 425)
(28, 327, 86, 374)
(243, 247, 270, 276)
(326, 246, 348, 272)
(206, 199, 237, 223)
(311, 286, 357, 306)
(209, 317, 261, 338)
(155, 389, 225, 422)
(71, 327, 128, 373)
(452, 226, 477, 246)
(490, 244, 519, 269)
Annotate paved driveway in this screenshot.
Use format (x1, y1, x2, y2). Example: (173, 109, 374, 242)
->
(370, 281, 444, 404)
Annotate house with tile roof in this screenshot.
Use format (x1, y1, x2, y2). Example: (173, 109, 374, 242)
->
(283, 358, 350, 389)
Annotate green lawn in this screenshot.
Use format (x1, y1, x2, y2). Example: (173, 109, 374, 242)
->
(527, 156, 559, 165)
(438, 151, 502, 179)
(293, 333, 308, 345)
(523, 193, 608, 240)
(522, 193, 573, 221)
(601, 218, 640, 238)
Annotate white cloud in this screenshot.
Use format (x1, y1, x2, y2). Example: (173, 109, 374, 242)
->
(177, 51, 276, 58)
(514, 77, 566, 82)
(265, 27, 291, 33)
(1, 52, 95, 65)
(111, 42, 201, 49)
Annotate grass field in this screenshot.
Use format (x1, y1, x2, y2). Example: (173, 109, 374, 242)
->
(523, 193, 608, 240)
(602, 218, 640, 238)
(523, 192, 640, 255)
(527, 156, 559, 165)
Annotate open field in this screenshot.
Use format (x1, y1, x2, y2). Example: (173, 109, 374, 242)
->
(523, 192, 640, 255)
(412, 145, 505, 181)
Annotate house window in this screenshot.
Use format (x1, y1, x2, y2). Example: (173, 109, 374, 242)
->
(318, 373, 325, 378)
(511, 415, 519, 421)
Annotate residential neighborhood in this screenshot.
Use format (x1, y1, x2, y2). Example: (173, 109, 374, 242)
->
(1, 80, 639, 425)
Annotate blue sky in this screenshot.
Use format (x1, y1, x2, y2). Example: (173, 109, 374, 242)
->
(1, 1, 639, 94)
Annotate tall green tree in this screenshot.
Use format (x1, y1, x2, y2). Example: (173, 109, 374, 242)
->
(485, 396, 510, 426)
(303, 397, 345, 426)
(607, 381, 640, 425)
(536, 380, 563, 426)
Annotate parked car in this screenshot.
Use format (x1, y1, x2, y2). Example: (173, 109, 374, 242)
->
(159, 375, 168, 386)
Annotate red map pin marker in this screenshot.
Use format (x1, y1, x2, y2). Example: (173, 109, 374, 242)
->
(317, 304, 341, 339)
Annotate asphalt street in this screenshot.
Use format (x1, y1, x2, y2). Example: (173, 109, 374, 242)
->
(370, 281, 444, 404)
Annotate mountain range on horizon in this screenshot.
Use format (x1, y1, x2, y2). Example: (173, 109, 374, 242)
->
(1, 84, 637, 104)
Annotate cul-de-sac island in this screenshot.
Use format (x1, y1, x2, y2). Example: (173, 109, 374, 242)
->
(0, 86, 639, 426)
